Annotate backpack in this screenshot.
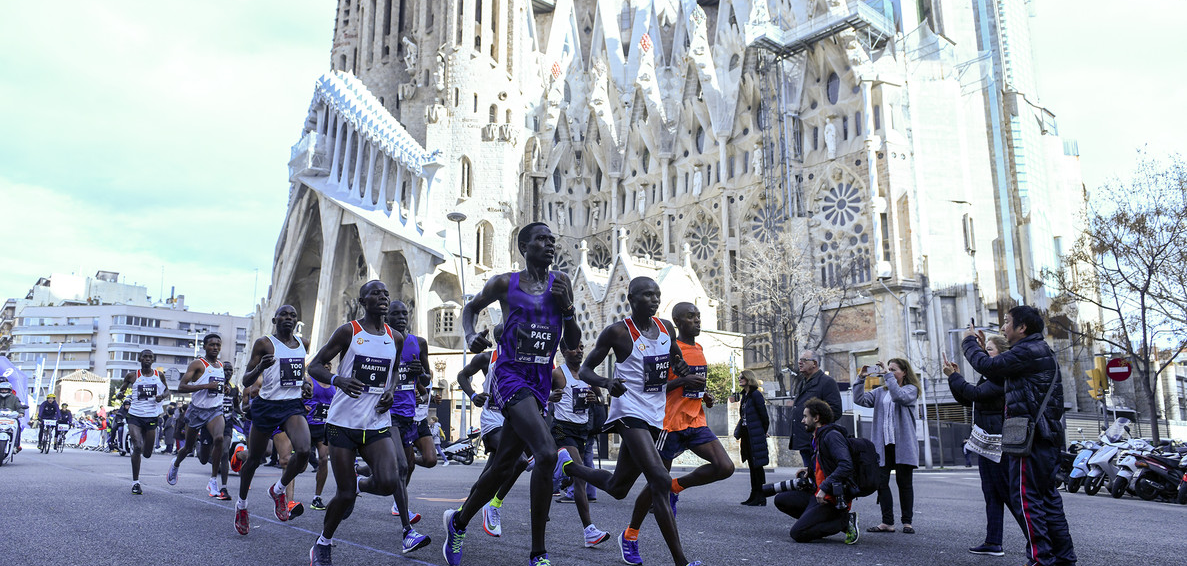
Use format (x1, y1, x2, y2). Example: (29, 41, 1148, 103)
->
(846, 436, 881, 498)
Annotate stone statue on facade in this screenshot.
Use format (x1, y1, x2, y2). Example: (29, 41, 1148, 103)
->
(402, 37, 418, 74)
(824, 120, 837, 159)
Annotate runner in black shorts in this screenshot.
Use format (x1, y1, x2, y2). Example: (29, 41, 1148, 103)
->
(115, 349, 169, 495)
(168, 334, 227, 491)
(550, 342, 611, 547)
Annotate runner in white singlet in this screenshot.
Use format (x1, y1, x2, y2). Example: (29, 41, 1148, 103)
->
(167, 334, 228, 491)
(115, 349, 169, 495)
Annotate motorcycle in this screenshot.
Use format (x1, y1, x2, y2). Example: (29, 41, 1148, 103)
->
(440, 427, 480, 466)
(39, 419, 58, 454)
(1111, 438, 1153, 499)
(1055, 440, 1084, 489)
(0, 410, 19, 466)
(1085, 418, 1132, 496)
(54, 422, 70, 452)
(1132, 449, 1187, 502)
(1066, 440, 1097, 493)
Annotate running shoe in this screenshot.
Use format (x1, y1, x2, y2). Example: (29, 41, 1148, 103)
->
(618, 532, 642, 566)
(845, 511, 860, 545)
(584, 524, 610, 548)
(391, 502, 422, 524)
(529, 553, 551, 566)
(217, 488, 232, 501)
(669, 491, 679, 517)
(556, 494, 575, 504)
(482, 502, 501, 537)
(555, 449, 574, 489)
(289, 500, 305, 519)
(235, 508, 250, 535)
(207, 478, 219, 497)
(968, 544, 1004, 556)
(401, 527, 431, 554)
(166, 461, 178, 485)
(310, 496, 326, 511)
(131, 482, 142, 495)
(442, 508, 466, 566)
(686, 562, 703, 566)
(310, 542, 333, 566)
(269, 483, 290, 521)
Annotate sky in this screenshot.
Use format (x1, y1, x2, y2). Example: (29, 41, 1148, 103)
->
(1, 0, 1183, 316)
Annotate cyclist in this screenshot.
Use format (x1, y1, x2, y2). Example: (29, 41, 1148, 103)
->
(38, 393, 60, 450)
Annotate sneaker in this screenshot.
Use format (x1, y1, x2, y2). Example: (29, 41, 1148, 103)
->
(482, 502, 502, 537)
(131, 482, 142, 495)
(618, 532, 642, 566)
(555, 449, 574, 489)
(288, 500, 305, 519)
(269, 483, 290, 521)
(310, 496, 326, 511)
(401, 527, 431, 554)
(310, 542, 333, 566)
(968, 544, 1005, 556)
(235, 508, 250, 535)
(442, 509, 466, 566)
(207, 478, 219, 497)
(391, 502, 422, 524)
(584, 524, 610, 548)
(687, 562, 703, 566)
(845, 511, 860, 545)
(556, 494, 575, 503)
(669, 491, 679, 517)
(166, 461, 178, 485)
(217, 488, 232, 501)
(529, 553, 551, 566)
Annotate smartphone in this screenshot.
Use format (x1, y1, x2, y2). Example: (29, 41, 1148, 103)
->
(970, 317, 976, 328)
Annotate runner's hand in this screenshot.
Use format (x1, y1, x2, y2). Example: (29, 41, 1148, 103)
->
(472, 392, 489, 407)
(258, 354, 276, 370)
(684, 373, 707, 390)
(404, 359, 423, 378)
(608, 378, 627, 398)
(334, 375, 365, 398)
(549, 388, 564, 403)
(551, 276, 574, 311)
(376, 390, 394, 413)
(467, 328, 492, 354)
(302, 380, 313, 399)
(584, 389, 598, 404)
(704, 392, 715, 408)
(671, 357, 690, 378)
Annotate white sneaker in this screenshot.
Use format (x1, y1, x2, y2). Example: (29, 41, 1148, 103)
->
(482, 503, 502, 537)
(584, 524, 610, 547)
(207, 478, 219, 497)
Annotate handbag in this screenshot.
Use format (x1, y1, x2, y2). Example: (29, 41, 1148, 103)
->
(964, 401, 1003, 463)
(1000, 370, 1059, 457)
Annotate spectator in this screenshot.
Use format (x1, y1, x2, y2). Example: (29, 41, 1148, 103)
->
(854, 358, 919, 534)
(161, 404, 178, 454)
(775, 398, 859, 544)
(173, 403, 188, 453)
(789, 351, 842, 466)
(429, 417, 448, 465)
(946, 334, 1012, 557)
(963, 306, 1076, 566)
(735, 370, 770, 506)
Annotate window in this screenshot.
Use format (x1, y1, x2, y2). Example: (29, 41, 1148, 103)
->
(178, 322, 191, 331)
(435, 310, 455, 334)
(473, 93, 478, 113)
(460, 156, 473, 198)
(827, 73, 840, 104)
(475, 222, 493, 267)
(842, 116, 848, 140)
(874, 105, 882, 130)
(855, 112, 862, 136)
(489, 104, 497, 124)
(813, 127, 819, 151)
(236, 328, 247, 341)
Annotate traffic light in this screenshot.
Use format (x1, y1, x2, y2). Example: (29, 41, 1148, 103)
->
(1085, 356, 1107, 400)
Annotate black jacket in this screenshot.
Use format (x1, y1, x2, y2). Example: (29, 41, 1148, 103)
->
(810, 423, 853, 498)
(737, 389, 770, 466)
(962, 333, 1064, 443)
(789, 370, 842, 450)
(947, 371, 1005, 434)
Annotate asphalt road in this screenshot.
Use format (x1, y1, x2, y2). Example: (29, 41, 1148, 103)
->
(4, 444, 1185, 566)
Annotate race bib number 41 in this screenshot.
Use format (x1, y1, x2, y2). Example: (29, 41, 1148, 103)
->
(352, 356, 391, 395)
(515, 323, 559, 364)
(643, 354, 670, 393)
(279, 358, 305, 388)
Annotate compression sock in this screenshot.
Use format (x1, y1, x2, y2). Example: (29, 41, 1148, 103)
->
(624, 527, 640, 541)
(671, 478, 685, 494)
(236, 498, 248, 510)
(317, 535, 332, 546)
(490, 495, 504, 508)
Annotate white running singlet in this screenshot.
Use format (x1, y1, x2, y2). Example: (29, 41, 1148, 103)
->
(553, 364, 590, 425)
(129, 370, 166, 418)
(260, 335, 308, 401)
(478, 351, 504, 436)
(190, 358, 226, 410)
(327, 320, 397, 431)
(606, 317, 671, 429)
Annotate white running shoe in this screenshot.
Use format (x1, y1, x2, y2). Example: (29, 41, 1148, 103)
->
(482, 503, 502, 537)
(207, 478, 219, 497)
(584, 524, 610, 547)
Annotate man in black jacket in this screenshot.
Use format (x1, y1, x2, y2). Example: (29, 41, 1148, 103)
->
(789, 351, 842, 466)
(775, 398, 859, 544)
(963, 306, 1076, 566)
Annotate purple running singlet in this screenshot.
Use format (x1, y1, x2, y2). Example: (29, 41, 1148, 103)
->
(390, 333, 421, 418)
(491, 272, 563, 410)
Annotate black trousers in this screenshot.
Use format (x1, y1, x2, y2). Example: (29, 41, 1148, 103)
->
(774, 490, 848, 542)
(979, 454, 1020, 546)
(877, 443, 915, 525)
(747, 460, 766, 500)
(1009, 439, 1076, 566)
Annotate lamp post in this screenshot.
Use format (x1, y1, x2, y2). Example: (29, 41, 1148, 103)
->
(447, 211, 469, 438)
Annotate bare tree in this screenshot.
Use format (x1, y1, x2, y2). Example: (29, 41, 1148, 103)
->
(1044, 151, 1187, 443)
(735, 228, 862, 393)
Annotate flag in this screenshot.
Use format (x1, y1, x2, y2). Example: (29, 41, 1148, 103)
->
(550, 61, 562, 80)
(0, 355, 30, 425)
(639, 33, 653, 54)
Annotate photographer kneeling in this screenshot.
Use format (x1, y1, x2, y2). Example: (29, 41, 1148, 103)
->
(770, 398, 859, 544)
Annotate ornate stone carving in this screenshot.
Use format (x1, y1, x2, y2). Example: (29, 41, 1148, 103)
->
(402, 37, 418, 73)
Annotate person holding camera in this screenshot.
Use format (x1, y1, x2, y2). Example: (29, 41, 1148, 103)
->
(854, 359, 919, 534)
(772, 398, 859, 544)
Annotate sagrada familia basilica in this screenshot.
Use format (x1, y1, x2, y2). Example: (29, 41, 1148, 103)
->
(257, 0, 1093, 427)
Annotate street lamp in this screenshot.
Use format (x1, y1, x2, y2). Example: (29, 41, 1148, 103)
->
(447, 211, 469, 438)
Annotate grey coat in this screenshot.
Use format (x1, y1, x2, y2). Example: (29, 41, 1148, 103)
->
(853, 373, 919, 468)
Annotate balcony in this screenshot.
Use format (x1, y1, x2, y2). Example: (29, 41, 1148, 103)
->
(747, 0, 895, 56)
(109, 342, 196, 357)
(109, 324, 194, 339)
(10, 342, 95, 354)
(11, 324, 95, 335)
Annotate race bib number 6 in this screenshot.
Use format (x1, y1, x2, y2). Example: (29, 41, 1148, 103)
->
(351, 356, 391, 395)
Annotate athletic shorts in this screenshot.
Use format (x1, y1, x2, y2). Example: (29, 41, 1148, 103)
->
(326, 423, 391, 450)
(391, 414, 420, 448)
(186, 405, 223, 430)
(502, 387, 545, 415)
(251, 398, 307, 433)
(126, 414, 158, 431)
(199, 416, 235, 444)
(417, 419, 432, 440)
(482, 429, 502, 454)
(607, 416, 661, 441)
(656, 426, 718, 461)
(552, 419, 590, 449)
(309, 423, 327, 444)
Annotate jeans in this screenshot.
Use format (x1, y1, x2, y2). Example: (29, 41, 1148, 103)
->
(774, 490, 849, 542)
(877, 443, 915, 525)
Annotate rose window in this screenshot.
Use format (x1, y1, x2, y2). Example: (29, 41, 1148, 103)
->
(821, 182, 862, 227)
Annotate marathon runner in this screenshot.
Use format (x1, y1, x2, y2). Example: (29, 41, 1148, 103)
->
(115, 349, 170, 495)
(387, 300, 433, 523)
(551, 342, 611, 547)
(198, 361, 238, 500)
(442, 222, 580, 566)
(306, 281, 430, 566)
(235, 305, 313, 534)
(620, 302, 733, 561)
(559, 277, 702, 566)
(167, 334, 227, 491)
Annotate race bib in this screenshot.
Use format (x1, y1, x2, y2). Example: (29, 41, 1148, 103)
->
(136, 383, 157, 400)
(222, 395, 234, 415)
(310, 402, 329, 421)
(279, 357, 304, 388)
(397, 361, 418, 391)
(572, 386, 589, 414)
(515, 322, 559, 364)
(351, 356, 391, 395)
(643, 354, 670, 393)
(682, 365, 708, 399)
(210, 374, 225, 395)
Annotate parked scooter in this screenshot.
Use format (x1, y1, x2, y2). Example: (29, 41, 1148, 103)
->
(1111, 437, 1154, 498)
(1067, 438, 1098, 493)
(1085, 418, 1132, 496)
(0, 409, 20, 466)
(1055, 439, 1085, 490)
(441, 427, 480, 465)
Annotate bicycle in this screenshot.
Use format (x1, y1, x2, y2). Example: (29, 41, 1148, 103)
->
(38, 419, 58, 454)
(54, 423, 69, 452)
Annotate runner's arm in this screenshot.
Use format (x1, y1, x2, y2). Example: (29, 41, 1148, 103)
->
(578, 323, 630, 395)
(241, 336, 276, 388)
(175, 359, 209, 393)
(461, 274, 509, 353)
(455, 352, 492, 401)
(552, 272, 581, 350)
(307, 324, 354, 387)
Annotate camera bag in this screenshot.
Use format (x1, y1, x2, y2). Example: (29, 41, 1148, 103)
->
(1000, 371, 1059, 457)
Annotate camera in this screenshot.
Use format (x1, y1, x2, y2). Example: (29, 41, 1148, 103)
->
(762, 474, 815, 497)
